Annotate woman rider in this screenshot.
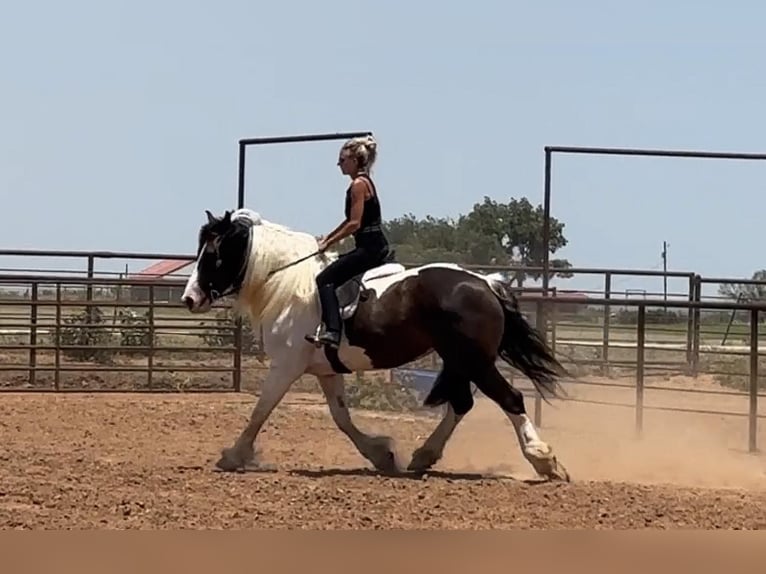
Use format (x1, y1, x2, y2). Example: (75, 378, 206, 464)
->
(305, 134, 391, 349)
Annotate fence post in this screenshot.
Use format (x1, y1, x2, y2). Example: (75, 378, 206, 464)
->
(602, 272, 612, 375)
(691, 274, 702, 376)
(85, 255, 94, 324)
(533, 298, 545, 426)
(749, 308, 759, 453)
(29, 282, 38, 388)
(635, 304, 646, 435)
(550, 287, 557, 357)
(54, 283, 61, 391)
(686, 273, 695, 371)
(147, 284, 155, 389)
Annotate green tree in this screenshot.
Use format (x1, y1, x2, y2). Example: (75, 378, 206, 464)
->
(383, 213, 470, 264)
(458, 196, 572, 285)
(382, 196, 572, 286)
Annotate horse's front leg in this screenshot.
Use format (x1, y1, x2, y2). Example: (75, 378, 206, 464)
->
(317, 374, 400, 474)
(216, 361, 304, 472)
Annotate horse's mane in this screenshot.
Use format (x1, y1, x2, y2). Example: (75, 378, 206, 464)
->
(231, 209, 335, 326)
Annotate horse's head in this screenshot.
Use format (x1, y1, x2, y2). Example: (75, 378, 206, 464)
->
(181, 209, 255, 313)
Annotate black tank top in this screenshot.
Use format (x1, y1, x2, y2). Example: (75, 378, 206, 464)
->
(344, 174, 387, 251)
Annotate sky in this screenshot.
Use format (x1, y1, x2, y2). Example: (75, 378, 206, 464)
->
(2, 0, 765, 298)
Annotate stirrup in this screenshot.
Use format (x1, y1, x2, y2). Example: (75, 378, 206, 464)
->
(304, 327, 341, 349)
(303, 325, 341, 349)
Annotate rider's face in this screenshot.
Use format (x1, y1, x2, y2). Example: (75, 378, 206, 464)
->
(337, 152, 356, 175)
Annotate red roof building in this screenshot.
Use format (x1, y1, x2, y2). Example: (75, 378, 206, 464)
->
(125, 259, 194, 302)
(127, 259, 194, 281)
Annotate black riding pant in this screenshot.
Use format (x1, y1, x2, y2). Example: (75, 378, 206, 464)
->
(315, 242, 388, 333)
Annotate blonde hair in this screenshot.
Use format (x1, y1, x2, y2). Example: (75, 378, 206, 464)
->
(342, 134, 378, 173)
(230, 210, 334, 326)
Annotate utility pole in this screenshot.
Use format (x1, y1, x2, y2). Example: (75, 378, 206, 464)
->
(661, 241, 668, 303)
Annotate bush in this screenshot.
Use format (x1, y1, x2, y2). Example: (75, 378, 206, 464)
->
(59, 306, 114, 363)
(344, 374, 430, 413)
(116, 308, 153, 353)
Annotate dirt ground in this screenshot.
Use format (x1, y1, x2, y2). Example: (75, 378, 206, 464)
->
(1, 371, 765, 530)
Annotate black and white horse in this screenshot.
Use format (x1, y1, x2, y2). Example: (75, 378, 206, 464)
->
(181, 208, 570, 481)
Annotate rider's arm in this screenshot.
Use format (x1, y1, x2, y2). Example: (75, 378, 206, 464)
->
(322, 179, 366, 248)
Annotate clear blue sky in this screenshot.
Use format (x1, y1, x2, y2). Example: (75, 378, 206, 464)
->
(2, 0, 764, 298)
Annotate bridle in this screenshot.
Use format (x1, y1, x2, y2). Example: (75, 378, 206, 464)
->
(200, 218, 324, 302)
(203, 221, 253, 303)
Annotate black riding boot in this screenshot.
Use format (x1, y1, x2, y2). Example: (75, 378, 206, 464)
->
(306, 284, 342, 348)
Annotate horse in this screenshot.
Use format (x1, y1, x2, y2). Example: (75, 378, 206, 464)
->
(181, 208, 571, 481)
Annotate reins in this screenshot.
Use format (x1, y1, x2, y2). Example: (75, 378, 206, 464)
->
(266, 250, 322, 278)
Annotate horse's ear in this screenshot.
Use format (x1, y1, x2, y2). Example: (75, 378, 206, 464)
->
(223, 210, 232, 224)
(205, 210, 217, 225)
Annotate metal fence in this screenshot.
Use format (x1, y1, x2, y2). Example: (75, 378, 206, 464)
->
(530, 294, 765, 453)
(0, 272, 244, 393)
(0, 248, 244, 392)
(2, 248, 765, 451)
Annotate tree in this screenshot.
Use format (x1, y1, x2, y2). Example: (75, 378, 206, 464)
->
(457, 196, 572, 285)
(382, 213, 472, 264)
(381, 195, 572, 286)
(718, 269, 766, 301)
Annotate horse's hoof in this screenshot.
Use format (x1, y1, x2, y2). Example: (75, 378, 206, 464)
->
(368, 436, 401, 475)
(214, 446, 253, 473)
(525, 443, 571, 482)
(407, 446, 441, 473)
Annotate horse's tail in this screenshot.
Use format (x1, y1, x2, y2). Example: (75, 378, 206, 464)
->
(488, 280, 568, 401)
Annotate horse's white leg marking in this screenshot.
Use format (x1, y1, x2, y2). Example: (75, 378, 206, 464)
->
(407, 404, 463, 472)
(505, 413, 570, 481)
(215, 361, 304, 472)
(316, 374, 399, 473)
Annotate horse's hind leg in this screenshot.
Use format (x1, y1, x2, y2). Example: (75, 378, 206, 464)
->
(408, 362, 473, 472)
(407, 403, 462, 472)
(473, 364, 570, 482)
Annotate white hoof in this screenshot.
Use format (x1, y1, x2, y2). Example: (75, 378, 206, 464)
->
(524, 442, 571, 482)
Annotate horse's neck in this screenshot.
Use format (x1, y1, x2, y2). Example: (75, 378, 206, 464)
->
(239, 243, 326, 327)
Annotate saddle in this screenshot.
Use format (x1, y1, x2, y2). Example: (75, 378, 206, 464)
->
(335, 249, 400, 321)
(313, 249, 403, 375)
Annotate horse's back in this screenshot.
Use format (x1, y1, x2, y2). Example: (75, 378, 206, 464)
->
(362, 261, 499, 301)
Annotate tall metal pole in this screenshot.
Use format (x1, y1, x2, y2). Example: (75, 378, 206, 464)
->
(231, 130, 374, 391)
(542, 148, 552, 296)
(662, 240, 668, 303)
(534, 148, 553, 427)
(237, 141, 246, 209)
(236, 130, 372, 208)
